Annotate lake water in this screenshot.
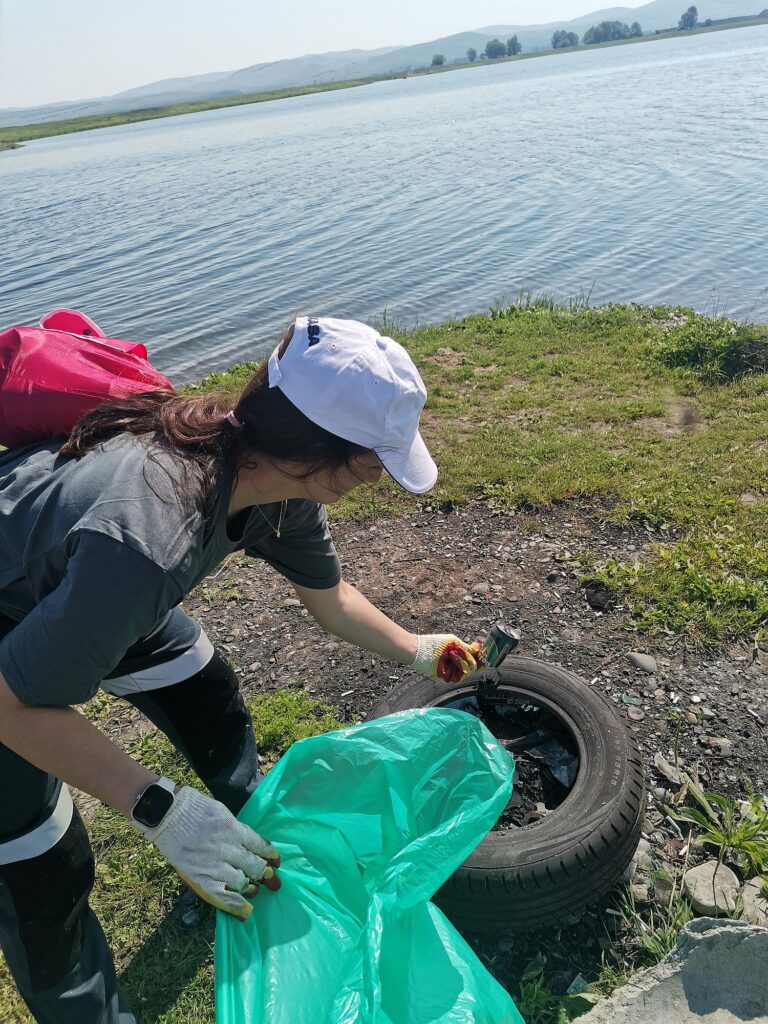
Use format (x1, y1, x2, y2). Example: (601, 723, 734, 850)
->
(1, 27, 767, 381)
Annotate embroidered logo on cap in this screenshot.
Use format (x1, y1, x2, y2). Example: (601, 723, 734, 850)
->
(307, 318, 321, 347)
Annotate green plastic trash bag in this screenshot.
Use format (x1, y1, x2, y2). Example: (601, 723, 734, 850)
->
(215, 707, 525, 1024)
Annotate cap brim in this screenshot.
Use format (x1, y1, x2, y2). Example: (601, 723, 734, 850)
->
(376, 430, 438, 494)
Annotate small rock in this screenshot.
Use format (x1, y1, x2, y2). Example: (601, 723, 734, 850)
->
(627, 706, 645, 721)
(628, 652, 658, 674)
(179, 890, 206, 928)
(702, 708, 716, 719)
(524, 802, 549, 824)
(632, 837, 653, 874)
(709, 737, 734, 758)
(652, 874, 674, 906)
(280, 597, 302, 608)
(741, 877, 768, 927)
(546, 570, 560, 583)
(653, 752, 684, 785)
(471, 581, 490, 596)
(740, 491, 765, 505)
(685, 711, 698, 724)
(683, 860, 739, 915)
(585, 584, 614, 611)
(631, 882, 650, 903)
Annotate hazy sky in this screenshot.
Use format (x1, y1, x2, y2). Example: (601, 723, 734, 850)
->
(0, 0, 650, 109)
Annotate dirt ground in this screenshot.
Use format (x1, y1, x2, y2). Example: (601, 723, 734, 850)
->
(108, 500, 768, 995)
(185, 500, 767, 795)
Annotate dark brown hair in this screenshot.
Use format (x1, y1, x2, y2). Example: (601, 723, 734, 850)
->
(60, 327, 371, 501)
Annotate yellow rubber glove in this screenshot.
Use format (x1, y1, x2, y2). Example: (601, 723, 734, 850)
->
(411, 634, 484, 684)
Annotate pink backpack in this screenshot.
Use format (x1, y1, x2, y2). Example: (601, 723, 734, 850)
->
(0, 309, 174, 448)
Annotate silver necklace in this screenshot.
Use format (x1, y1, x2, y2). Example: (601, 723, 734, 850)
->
(254, 499, 286, 538)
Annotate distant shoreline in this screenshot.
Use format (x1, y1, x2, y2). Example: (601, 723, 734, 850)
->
(2, 19, 766, 153)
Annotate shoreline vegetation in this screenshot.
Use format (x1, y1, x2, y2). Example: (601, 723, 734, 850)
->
(2, 18, 767, 152)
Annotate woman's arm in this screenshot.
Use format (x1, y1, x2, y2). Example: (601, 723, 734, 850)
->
(0, 672, 156, 817)
(292, 579, 418, 664)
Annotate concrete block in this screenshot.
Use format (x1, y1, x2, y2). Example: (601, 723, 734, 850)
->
(580, 918, 768, 1023)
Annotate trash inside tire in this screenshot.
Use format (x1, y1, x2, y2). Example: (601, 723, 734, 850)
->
(367, 657, 646, 934)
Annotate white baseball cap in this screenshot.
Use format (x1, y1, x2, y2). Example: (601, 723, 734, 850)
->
(267, 316, 438, 494)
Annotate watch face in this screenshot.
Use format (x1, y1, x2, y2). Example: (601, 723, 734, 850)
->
(133, 784, 174, 828)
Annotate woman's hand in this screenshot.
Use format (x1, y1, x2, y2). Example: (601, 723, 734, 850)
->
(132, 785, 281, 920)
(411, 634, 483, 684)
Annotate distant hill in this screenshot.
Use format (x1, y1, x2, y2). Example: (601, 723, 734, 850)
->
(1, 0, 764, 128)
(478, 0, 755, 48)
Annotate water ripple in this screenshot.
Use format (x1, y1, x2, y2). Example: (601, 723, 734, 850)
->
(1, 26, 767, 381)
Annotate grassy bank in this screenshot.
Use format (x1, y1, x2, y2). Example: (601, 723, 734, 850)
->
(194, 301, 768, 646)
(0, 79, 376, 151)
(3, 19, 766, 152)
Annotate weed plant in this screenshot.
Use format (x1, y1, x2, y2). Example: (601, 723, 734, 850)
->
(667, 790, 768, 878)
(514, 952, 598, 1023)
(657, 314, 768, 380)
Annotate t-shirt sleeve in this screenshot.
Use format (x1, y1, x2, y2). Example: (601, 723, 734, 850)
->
(0, 531, 183, 707)
(245, 500, 342, 590)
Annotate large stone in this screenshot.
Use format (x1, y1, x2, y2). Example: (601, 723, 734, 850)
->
(628, 651, 658, 673)
(683, 860, 740, 916)
(741, 877, 768, 927)
(580, 919, 768, 1024)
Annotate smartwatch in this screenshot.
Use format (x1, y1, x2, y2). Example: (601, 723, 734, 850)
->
(131, 777, 176, 829)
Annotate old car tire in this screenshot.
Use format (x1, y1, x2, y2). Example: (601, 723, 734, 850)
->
(366, 657, 646, 934)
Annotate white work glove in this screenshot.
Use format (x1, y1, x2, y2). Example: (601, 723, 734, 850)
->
(133, 785, 281, 920)
(411, 634, 483, 684)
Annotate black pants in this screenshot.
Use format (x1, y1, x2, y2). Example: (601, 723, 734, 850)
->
(0, 646, 260, 1024)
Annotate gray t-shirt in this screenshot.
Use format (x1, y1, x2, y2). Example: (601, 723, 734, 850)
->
(0, 434, 341, 707)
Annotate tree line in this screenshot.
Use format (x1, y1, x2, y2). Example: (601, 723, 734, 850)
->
(549, 6, 700, 49)
(430, 7, 703, 66)
(432, 36, 521, 66)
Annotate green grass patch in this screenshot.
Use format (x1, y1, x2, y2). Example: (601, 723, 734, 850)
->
(583, 530, 768, 642)
(656, 313, 768, 380)
(0, 690, 339, 1024)
(181, 362, 261, 398)
(250, 689, 340, 760)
